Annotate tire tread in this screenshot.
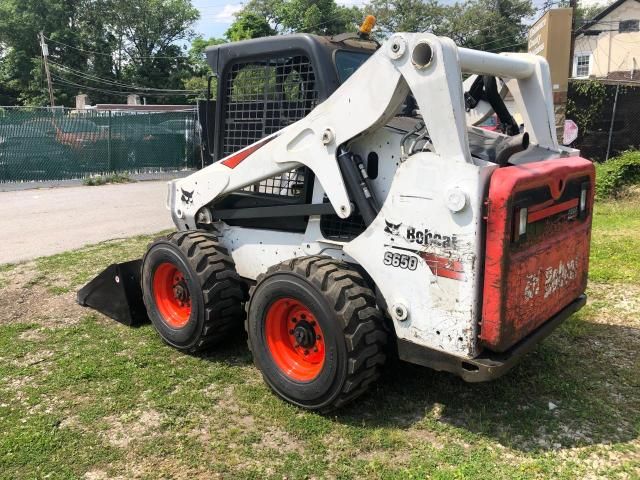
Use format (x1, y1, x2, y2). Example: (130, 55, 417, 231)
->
(246, 255, 386, 412)
(145, 231, 246, 353)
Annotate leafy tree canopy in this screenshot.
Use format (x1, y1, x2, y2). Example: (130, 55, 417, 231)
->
(0, 0, 547, 106)
(0, 0, 200, 106)
(438, 0, 535, 52)
(233, 0, 362, 37)
(367, 0, 445, 35)
(226, 12, 276, 41)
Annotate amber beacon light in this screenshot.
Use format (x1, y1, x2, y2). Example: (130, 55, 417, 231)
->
(359, 15, 376, 37)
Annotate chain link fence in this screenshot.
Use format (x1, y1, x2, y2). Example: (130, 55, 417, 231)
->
(0, 107, 201, 182)
(567, 80, 640, 162)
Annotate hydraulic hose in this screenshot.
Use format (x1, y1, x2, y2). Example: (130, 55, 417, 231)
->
(495, 132, 529, 166)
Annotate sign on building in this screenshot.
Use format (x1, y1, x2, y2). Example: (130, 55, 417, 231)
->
(528, 9, 573, 93)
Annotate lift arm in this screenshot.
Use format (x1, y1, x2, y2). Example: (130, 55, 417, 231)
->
(169, 32, 558, 230)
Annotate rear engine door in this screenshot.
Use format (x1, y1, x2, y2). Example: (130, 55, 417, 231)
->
(481, 157, 595, 352)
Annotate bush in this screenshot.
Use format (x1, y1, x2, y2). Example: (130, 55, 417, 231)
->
(595, 151, 640, 198)
(83, 173, 134, 186)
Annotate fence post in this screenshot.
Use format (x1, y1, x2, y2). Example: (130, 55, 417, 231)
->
(108, 109, 113, 171)
(605, 83, 620, 162)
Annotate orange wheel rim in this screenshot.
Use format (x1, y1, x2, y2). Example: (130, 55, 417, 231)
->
(153, 262, 192, 328)
(265, 298, 325, 382)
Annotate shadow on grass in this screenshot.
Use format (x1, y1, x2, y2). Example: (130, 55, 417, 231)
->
(194, 329, 254, 366)
(135, 315, 638, 454)
(334, 318, 639, 453)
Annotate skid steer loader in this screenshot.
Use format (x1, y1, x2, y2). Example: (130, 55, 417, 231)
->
(79, 23, 594, 412)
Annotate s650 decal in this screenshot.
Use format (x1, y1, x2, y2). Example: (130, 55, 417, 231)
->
(383, 252, 418, 270)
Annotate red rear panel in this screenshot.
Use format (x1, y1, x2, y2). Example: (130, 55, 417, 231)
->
(481, 157, 595, 352)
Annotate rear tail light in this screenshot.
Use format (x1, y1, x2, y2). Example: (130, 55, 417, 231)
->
(580, 183, 588, 216)
(518, 207, 528, 236)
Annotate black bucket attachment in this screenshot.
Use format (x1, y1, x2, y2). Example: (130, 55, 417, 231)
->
(77, 259, 148, 326)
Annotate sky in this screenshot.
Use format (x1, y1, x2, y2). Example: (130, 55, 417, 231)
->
(191, 0, 614, 41)
(192, 0, 243, 39)
(192, 0, 368, 39)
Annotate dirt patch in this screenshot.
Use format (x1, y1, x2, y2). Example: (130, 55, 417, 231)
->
(12, 349, 54, 368)
(103, 409, 164, 449)
(205, 384, 257, 427)
(121, 456, 224, 480)
(356, 447, 412, 466)
(0, 262, 86, 328)
(1, 375, 33, 404)
(579, 282, 640, 372)
(587, 282, 640, 328)
(84, 471, 111, 480)
(257, 425, 303, 454)
(557, 439, 640, 478)
(18, 329, 47, 341)
(406, 425, 446, 449)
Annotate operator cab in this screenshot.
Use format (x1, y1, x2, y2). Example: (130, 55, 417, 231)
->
(204, 33, 376, 163)
(201, 33, 377, 232)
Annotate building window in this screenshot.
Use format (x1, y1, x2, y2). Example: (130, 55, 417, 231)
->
(619, 20, 639, 32)
(575, 54, 590, 77)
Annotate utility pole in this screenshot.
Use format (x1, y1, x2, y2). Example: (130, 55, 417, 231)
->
(568, 0, 578, 78)
(39, 32, 55, 108)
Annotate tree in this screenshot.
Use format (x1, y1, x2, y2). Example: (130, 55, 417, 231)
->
(232, 0, 362, 37)
(437, 0, 535, 52)
(575, 4, 607, 25)
(369, 0, 534, 52)
(273, 0, 362, 34)
(225, 12, 276, 41)
(0, 0, 202, 106)
(0, 0, 92, 105)
(183, 36, 227, 100)
(368, 0, 445, 36)
(105, 0, 200, 103)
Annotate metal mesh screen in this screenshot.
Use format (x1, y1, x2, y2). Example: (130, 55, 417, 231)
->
(241, 169, 306, 197)
(223, 55, 318, 197)
(0, 107, 200, 182)
(320, 212, 367, 241)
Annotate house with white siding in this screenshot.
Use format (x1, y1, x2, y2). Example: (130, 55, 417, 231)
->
(573, 0, 640, 80)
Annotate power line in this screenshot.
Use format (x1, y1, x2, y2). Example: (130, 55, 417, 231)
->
(51, 74, 133, 97)
(486, 40, 528, 52)
(49, 61, 201, 93)
(43, 35, 190, 60)
(50, 73, 201, 97)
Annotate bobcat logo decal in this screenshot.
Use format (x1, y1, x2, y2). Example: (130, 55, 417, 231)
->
(384, 220, 401, 236)
(181, 188, 194, 205)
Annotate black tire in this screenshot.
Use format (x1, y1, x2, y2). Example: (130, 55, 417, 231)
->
(141, 231, 246, 352)
(246, 255, 387, 412)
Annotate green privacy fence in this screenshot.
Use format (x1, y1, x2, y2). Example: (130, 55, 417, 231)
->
(0, 107, 201, 182)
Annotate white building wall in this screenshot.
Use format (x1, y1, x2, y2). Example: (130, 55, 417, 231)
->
(573, 0, 640, 78)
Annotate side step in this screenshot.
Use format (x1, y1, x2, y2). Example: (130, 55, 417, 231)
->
(77, 259, 148, 326)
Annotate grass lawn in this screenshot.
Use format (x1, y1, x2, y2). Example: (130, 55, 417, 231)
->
(0, 195, 638, 479)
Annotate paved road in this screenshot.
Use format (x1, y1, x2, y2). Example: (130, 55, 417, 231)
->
(0, 181, 175, 264)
